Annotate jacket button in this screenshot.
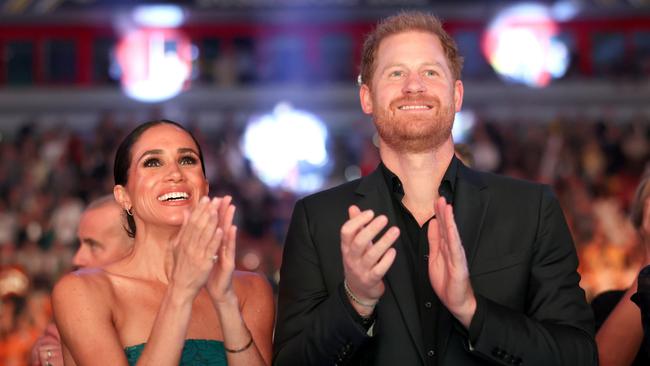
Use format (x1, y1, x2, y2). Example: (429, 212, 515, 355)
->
(492, 348, 505, 358)
(427, 349, 435, 357)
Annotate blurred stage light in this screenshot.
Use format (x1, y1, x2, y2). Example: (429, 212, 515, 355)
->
(551, 1, 580, 21)
(242, 102, 330, 193)
(133, 5, 185, 28)
(115, 28, 193, 102)
(242, 251, 261, 271)
(482, 3, 570, 87)
(452, 110, 476, 144)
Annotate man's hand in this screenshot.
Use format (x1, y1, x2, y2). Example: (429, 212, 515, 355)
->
(341, 205, 400, 316)
(428, 197, 477, 328)
(30, 323, 63, 366)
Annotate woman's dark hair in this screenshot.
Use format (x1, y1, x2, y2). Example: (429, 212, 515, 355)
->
(114, 119, 206, 237)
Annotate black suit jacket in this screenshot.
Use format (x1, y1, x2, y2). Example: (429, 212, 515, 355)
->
(274, 163, 597, 365)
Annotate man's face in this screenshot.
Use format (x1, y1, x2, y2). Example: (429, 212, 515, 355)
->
(72, 203, 132, 268)
(360, 30, 463, 153)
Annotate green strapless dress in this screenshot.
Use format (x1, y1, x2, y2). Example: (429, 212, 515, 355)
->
(124, 339, 227, 365)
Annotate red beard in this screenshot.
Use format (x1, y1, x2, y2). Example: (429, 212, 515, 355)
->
(373, 95, 455, 153)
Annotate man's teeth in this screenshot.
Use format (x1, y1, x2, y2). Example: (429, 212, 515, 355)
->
(399, 105, 430, 110)
(157, 192, 189, 201)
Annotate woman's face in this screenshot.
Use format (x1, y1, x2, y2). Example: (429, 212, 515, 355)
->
(117, 124, 208, 227)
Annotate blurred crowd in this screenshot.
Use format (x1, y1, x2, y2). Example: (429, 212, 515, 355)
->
(0, 112, 648, 365)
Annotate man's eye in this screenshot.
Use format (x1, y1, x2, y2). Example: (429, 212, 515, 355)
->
(179, 156, 198, 165)
(143, 158, 161, 167)
(389, 70, 404, 77)
(424, 70, 438, 77)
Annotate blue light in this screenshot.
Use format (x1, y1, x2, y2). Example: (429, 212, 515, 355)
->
(452, 111, 476, 144)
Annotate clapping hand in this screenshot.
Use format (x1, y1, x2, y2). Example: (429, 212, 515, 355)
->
(205, 195, 238, 304)
(170, 196, 225, 298)
(340, 205, 400, 316)
(427, 197, 476, 328)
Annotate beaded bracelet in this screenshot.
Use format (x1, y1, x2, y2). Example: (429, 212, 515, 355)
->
(344, 279, 378, 308)
(224, 336, 254, 353)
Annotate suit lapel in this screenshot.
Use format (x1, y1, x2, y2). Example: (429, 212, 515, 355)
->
(355, 168, 426, 363)
(438, 163, 489, 359)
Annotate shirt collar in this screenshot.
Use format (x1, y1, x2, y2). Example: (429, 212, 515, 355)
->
(380, 155, 458, 204)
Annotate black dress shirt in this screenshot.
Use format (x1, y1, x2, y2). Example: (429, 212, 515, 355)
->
(379, 156, 458, 366)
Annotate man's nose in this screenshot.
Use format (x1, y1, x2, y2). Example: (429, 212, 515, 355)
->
(72, 247, 90, 268)
(402, 73, 426, 94)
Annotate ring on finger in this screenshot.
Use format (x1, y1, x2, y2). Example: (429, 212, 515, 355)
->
(47, 349, 52, 359)
(211, 254, 219, 262)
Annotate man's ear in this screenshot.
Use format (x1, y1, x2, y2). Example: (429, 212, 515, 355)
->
(454, 80, 464, 112)
(360, 84, 373, 115)
(113, 185, 131, 211)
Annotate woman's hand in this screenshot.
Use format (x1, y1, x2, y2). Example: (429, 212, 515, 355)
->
(205, 195, 238, 304)
(170, 196, 225, 298)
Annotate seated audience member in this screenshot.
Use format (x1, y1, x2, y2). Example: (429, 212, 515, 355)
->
(596, 175, 650, 366)
(31, 196, 133, 366)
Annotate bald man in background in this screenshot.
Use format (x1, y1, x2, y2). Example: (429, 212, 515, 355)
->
(31, 196, 133, 366)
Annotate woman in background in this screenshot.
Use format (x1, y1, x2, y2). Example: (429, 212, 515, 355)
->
(595, 174, 650, 366)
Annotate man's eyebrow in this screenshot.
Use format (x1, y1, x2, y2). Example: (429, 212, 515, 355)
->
(379, 61, 445, 73)
(379, 63, 407, 74)
(81, 238, 101, 246)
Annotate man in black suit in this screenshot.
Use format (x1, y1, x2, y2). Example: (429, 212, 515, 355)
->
(273, 11, 597, 366)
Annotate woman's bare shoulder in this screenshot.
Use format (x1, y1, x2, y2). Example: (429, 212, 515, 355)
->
(233, 270, 271, 290)
(233, 271, 274, 306)
(52, 268, 114, 310)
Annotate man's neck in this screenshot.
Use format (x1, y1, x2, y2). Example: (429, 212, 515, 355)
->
(380, 138, 455, 225)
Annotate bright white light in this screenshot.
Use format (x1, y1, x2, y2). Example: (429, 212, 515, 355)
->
(482, 3, 570, 87)
(452, 111, 476, 144)
(133, 5, 184, 28)
(242, 102, 329, 193)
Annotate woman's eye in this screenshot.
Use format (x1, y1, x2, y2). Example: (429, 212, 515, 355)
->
(143, 158, 161, 167)
(179, 156, 198, 165)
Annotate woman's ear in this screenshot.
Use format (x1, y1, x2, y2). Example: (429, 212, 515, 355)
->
(113, 185, 131, 211)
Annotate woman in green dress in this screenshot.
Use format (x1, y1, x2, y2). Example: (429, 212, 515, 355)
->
(52, 120, 274, 365)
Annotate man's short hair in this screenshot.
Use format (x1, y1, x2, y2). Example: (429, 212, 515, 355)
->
(86, 195, 117, 210)
(358, 11, 464, 87)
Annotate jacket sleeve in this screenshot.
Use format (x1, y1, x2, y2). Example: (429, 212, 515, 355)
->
(466, 186, 598, 366)
(273, 199, 370, 366)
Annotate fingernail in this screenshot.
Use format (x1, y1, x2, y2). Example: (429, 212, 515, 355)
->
(200, 196, 209, 203)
